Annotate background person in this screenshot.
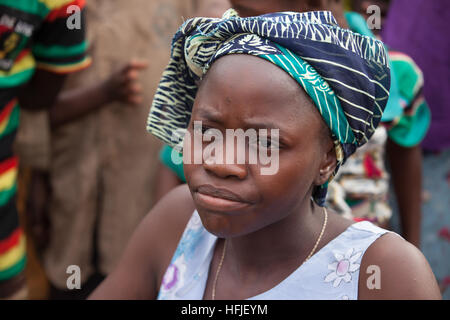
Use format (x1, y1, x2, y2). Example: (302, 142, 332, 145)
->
(381, 0, 450, 298)
(0, 0, 90, 299)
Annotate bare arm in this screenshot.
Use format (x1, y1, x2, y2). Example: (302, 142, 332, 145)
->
(49, 60, 148, 128)
(386, 138, 423, 247)
(358, 233, 441, 299)
(89, 184, 194, 300)
(154, 162, 183, 203)
(48, 79, 111, 128)
(18, 70, 67, 111)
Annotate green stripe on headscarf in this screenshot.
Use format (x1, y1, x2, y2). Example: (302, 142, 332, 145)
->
(261, 45, 356, 146)
(259, 44, 356, 170)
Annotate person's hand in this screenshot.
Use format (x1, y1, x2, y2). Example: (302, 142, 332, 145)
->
(102, 59, 149, 105)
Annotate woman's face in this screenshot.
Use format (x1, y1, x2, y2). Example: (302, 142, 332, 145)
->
(183, 54, 333, 238)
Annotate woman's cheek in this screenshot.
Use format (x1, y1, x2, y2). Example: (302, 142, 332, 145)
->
(270, 152, 315, 197)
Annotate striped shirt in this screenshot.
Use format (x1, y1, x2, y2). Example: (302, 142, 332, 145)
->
(0, 0, 90, 282)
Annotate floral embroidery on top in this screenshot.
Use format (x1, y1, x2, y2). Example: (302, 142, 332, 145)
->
(161, 264, 180, 291)
(159, 214, 390, 300)
(325, 248, 362, 287)
(157, 213, 204, 299)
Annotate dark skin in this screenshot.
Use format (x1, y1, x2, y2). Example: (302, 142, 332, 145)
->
(187, 55, 348, 299)
(18, 70, 68, 111)
(386, 139, 423, 246)
(153, 162, 183, 203)
(230, 0, 423, 249)
(151, 0, 423, 246)
(90, 55, 440, 299)
(151, 0, 348, 200)
(49, 60, 148, 128)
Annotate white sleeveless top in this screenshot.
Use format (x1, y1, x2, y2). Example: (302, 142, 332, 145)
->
(157, 210, 390, 300)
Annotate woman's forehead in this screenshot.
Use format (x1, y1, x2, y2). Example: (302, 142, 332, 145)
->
(198, 55, 307, 108)
(193, 55, 320, 131)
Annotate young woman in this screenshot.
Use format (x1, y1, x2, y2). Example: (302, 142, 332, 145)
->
(90, 9, 441, 300)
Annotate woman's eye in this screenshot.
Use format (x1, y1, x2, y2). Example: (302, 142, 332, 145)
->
(201, 126, 209, 134)
(258, 137, 271, 149)
(193, 124, 210, 134)
(254, 136, 279, 150)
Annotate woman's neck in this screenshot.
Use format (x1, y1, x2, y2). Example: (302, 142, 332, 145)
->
(223, 200, 326, 282)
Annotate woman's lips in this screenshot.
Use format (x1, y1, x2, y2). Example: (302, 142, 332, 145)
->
(194, 185, 253, 212)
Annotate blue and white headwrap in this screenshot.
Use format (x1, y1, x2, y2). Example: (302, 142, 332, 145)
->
(147, 9, 391, 205)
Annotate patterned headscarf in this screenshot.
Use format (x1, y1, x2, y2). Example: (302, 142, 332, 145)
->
(147, 9, 391, 205)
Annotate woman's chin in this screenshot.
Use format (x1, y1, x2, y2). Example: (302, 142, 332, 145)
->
(196, 210, 235, 238)
(197, 208, 259, 239)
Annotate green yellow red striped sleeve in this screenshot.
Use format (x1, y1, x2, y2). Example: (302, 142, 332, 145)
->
(0, 100, 20, 138)
(0, 231, 26, 281)
(0, 233, 26, 273)
(0, 193, 20, 242)
(32, 0, 91, 74)
(0, 159, 18, 215)
(0, 51, 36, 89)
(0, 228, 22, 255)
(0, 154, 23, 280)
(0, 156, 18, 194)
(0, 255, 26, 281)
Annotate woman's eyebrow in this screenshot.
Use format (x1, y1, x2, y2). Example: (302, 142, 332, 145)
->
(243, 119, 294, 142)
(195, 108, 224, 124)
(196, 108, 287, 132)
(243, 119, 282, 130)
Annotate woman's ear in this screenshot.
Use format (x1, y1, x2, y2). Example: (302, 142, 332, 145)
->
(314, 144, 337, 186)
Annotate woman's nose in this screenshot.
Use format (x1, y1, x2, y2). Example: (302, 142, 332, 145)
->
(203, 154, 248, 180)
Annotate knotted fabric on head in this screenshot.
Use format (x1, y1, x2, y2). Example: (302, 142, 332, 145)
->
(147, 9, 391, 206)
